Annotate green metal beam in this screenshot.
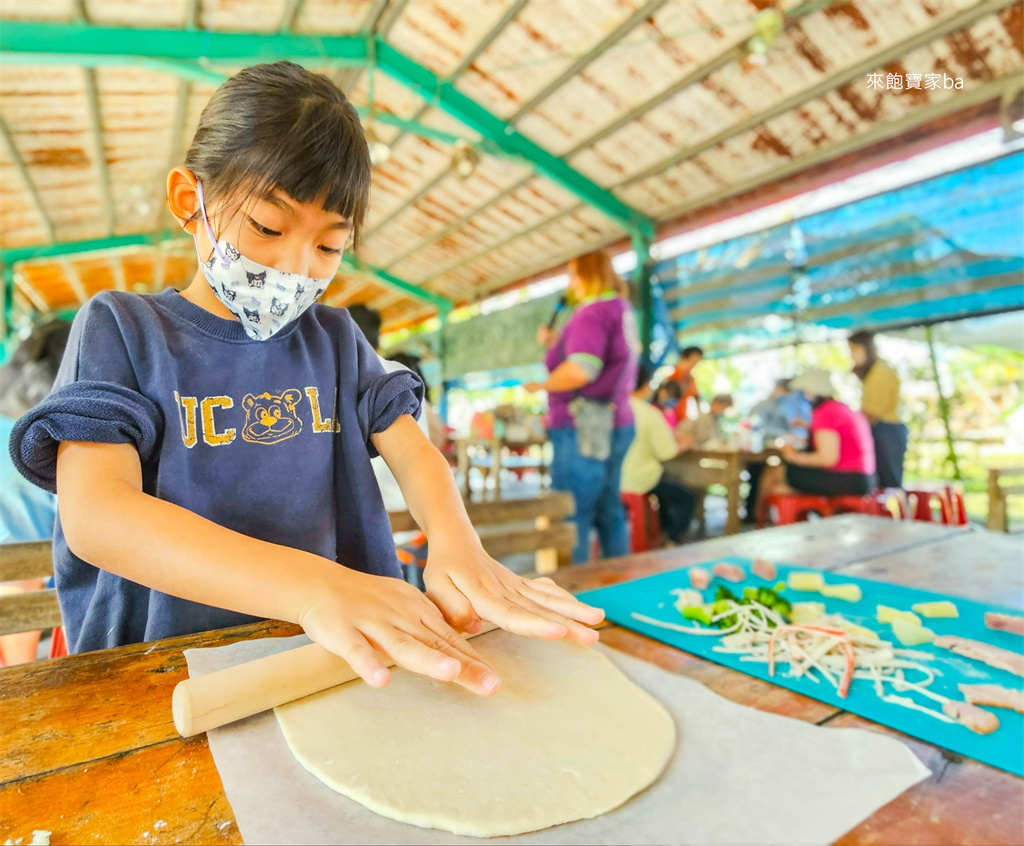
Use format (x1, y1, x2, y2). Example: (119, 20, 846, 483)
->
(374, 38, 654, 239)
(0, 232, 185, 266)
(341, 256, 452, 313)
(0, 233, 452, 313)
(0, 21, 368, 66)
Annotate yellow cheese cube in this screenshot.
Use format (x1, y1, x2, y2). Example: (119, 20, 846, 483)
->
(820, 583, 863, 603)
(787, 572, 825, 592)
(876, 605, 922, 626)
(910, 600, 960, 618)
(890, 618, 936, 646)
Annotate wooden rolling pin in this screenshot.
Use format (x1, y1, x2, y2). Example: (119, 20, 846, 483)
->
(172, 622, 498, 737)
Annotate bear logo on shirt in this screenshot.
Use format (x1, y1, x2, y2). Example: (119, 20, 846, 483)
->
(241, 390, 303, 445)
(246, 270, 266, 289)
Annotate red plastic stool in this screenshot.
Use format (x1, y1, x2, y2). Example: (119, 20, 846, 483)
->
(621, 492, 661, 552)
(49, 625, 68, 658)
(758, 493, 882, 528)
(829, 494, 886, 518)
(873, 488, 911, 520)
(906, 484, 967, 525)
(758, 493, 831, 528)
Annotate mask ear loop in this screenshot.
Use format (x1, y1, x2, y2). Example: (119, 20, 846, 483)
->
(194, 180, 230, 267)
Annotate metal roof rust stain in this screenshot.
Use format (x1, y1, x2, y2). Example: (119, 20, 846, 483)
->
(787, 21, 830, 75)
(693, 6, 728, 41)
(751, 127, 793, 159)
(834, 82, 882, 123)
(795, 107, 831, 146)
(822, 2, 872, 31)
(884, 61, 929, 106)
(943, 30, 995, 81)
(432, 4, 467, 37)
(701, 76, 743, 112)
(999, 3, 1024, 56)
(25, 148, 90, 168)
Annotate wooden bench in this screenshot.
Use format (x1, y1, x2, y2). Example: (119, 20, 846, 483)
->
(0, 541, 62, 636)
(987, 467, 1024, 532)
(389, 492, 576, 574)
(0, 494, 577, 641)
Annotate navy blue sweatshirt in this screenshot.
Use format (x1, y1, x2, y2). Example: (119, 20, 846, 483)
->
(9, 289, 422, 653)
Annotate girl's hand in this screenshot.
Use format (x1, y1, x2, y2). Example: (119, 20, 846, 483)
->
(297, 567, 502, 696)
(780, 442, 798, 463)
(423, 539, 604, 645)
(536, 326, 557, 348)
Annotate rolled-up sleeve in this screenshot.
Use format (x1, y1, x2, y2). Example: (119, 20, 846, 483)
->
(351, 331, 424, 459)
(10, 381, 163, 493)
(7, 292, 163, 493)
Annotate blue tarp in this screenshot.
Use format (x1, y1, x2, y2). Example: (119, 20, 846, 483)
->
(653, 152, 1024, 354)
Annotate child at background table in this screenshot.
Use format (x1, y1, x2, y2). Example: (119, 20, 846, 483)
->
(9, 62, 601, 693)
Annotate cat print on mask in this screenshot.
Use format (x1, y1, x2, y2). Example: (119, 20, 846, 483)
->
(294, 282, 307, 301)
(247, 270, 267, 289)
(269, 297, 286, 317)
(220, 284, 236, 302)
(243, 307, 260, 324)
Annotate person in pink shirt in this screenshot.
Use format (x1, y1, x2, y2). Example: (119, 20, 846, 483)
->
(757, 369, 876, 503)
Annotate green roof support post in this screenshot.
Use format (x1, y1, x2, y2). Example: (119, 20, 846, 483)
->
(631, 226, 655, 369)
(925, 323, 962, 482)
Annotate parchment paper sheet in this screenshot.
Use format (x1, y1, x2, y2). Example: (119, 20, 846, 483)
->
(184, 635, 930, 846)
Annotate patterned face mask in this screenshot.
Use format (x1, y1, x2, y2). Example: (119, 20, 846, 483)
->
(192, 180, 333, 341)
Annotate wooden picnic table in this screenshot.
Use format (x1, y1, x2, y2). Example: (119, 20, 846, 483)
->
(2, 515, 1021, 845)
(663, 447, 780, 536)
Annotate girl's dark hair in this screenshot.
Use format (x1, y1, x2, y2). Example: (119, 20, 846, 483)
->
(184, 61, 371, 246)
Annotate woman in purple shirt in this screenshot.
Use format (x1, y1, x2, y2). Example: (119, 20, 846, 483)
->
(526, 251, 639, 563)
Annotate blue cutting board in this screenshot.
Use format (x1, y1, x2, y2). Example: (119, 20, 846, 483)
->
(578, 557, 1024, 777)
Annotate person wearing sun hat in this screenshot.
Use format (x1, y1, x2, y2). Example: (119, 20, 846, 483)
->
(755, 368, 877, 507)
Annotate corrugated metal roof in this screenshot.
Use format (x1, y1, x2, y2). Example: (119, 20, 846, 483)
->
(1, 0, 1022, 335)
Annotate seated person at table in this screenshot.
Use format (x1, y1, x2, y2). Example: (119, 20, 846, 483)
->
(680, 393, 732, 448)
(667, 345, 703, 420)
(751, 378, 810, 441)
(7, 62, 600, 693)
(758, 369, 876, 505)
(653, 379, 683, 428)
(621, 366, 697, 544)
(743, 379, 811, 523)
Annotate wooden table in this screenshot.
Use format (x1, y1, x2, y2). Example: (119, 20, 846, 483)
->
(455, 435, 550, 500)
(2, 516, 1021, 845)
(663, 447, 779, 535)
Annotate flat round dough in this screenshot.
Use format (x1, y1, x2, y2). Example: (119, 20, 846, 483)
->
(274, 631, 676, 837)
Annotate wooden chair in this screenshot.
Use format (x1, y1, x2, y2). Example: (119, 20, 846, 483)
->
(389, 492, 577, 575)
(988, 467, 1024, 532)
(0, 541, 66, 659)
